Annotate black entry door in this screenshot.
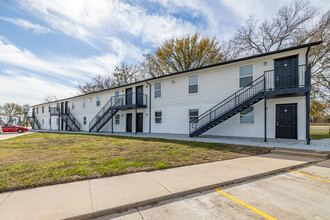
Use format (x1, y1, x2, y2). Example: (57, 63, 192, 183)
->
(136, 113, 143, 132)
(276, 104, 297, 139)
(126, 88, 133, 106)
(274, 55, 298, 89)
(126, 113, 132, 132)
(136, 86, 144, 107)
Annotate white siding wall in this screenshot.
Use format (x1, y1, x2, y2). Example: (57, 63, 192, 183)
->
(32, 48, 308, 140)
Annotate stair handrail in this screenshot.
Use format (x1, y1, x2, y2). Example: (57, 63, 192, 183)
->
(198, 75, 265, 120)
(67, 109, 81, 130)
(190, 75, 265, 134)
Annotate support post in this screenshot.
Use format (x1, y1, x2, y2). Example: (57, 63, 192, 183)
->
(306, 92, 311, 145)
(264, 74, 267, 142)
(111, 109, 114, 134)
(264, 96, 267, 142)
(135, 107, 137, 134)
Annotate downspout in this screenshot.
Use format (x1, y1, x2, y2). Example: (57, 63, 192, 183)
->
(305, 47, 311, 145)
(146, 81, 152, 133)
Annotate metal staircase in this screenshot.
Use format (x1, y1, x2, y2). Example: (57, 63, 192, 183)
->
(61, 110, 81, 132)
(89, 97, 121, 132)
(27, 113, 41, 129)
(190, 75, 266, 137)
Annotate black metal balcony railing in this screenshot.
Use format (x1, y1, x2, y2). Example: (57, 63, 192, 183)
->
(190, 64, 311, 137)
(112, 92, 147, 109)
(49, 107, 59, 115)
(264, 64, 309, 91)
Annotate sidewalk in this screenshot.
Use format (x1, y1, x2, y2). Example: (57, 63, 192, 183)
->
(0, 131, 32, 141)
(0, 153, 323, 220)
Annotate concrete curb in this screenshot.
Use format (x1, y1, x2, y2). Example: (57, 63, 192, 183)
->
(66, 158, 324, 220)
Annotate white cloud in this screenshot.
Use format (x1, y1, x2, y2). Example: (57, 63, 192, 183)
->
(0, 72, 77, 105)
(15, 0, 198, 47)
(0, 16, 52, 34)
(0, 37, 145, 105)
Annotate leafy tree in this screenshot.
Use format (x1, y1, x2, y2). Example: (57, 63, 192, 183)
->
(142, 33, 224, 77)
(310, 99, 329, 122)
(1, 103, 18, 115)
(225, 0, 329, 101)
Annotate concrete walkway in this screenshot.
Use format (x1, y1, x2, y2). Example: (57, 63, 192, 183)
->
(0, 131, 33, 141)
(0, 153, 323, 220)
(34, 130, 330, 151)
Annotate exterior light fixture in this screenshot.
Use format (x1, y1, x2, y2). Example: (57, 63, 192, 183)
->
(264, 62, 267, 66)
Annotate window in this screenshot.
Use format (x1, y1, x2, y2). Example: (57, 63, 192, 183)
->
(83, 116, 87, 125)
(72, 101, 75, 110)
(189, 109, 199, 123)
(115, 91, 120, 103)
(154, 82, 161, 98)
(96, 95, 101, 106)
(42, 106, 44, 113)
(83, 98, 87, 108)
(189, 75, 198, 94)
(239, 65, 253, 87)
(37, 108, 39, 114)
(115, 115, 120, 124)
(240, 107, 253, 124)
(155, 111, 162, 123)
(42, 119, 44, 125)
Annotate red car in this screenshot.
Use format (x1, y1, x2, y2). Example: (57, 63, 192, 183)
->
(1, 123, 28, 133)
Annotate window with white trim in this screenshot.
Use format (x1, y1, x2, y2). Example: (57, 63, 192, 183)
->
(155, 111, 162, 123)
(240, 107, 254, 124)
(83, 98, 87, 108)
(154, 82, 161, 98)
(72, 101, 75, 110)
(83, 116, 87, 125)
(115, 91, 120, 103)
(115, 115, 120, 124)
(42, 119, 44, 125)
(42, 106, 44, 113)
(239, 65, 253, 88)
(189, 109, 199, 123)
(188, 75, 198, 94)
(96, 95, 101, 106)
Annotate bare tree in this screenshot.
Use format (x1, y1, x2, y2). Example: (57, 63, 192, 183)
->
(227, 0, 329, 101)
(44, 94, 58, 102)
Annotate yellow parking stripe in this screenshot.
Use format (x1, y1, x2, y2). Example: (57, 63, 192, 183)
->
(214, 188, 277, 220)
(288, 170, 330, 183)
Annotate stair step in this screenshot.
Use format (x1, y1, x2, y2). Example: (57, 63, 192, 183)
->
(271, 149, 329, 159)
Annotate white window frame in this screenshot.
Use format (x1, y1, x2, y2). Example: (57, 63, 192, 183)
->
(240, 107, 254, 124)
(83, 98, 87, 108)
(239, 64, 253, 88)
(72, 100, 75, 110)
(189, 109, 199, 123)
(155, 111, 162, 123)
(154, 82, 161, 98)
(83, 116, 87, 125)
(188, 75, 198, 94)
(42, 106, 44, 113)
(115, 114, 120, 124)
(96, 95, 101, 107)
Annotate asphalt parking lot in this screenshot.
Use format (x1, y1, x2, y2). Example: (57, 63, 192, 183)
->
(95, 160, 330, 220)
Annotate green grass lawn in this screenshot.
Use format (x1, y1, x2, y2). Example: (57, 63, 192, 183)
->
(310, 126, 330, 139)
(0, 133, 270, 192)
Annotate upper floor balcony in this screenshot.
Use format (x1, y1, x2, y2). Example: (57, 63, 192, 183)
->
(111, 92, 147, 110)
(264, 64, 311, 97)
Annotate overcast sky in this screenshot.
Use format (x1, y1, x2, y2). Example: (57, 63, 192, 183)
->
(0, 0, 328, 105)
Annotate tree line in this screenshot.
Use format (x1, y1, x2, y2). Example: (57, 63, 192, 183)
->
(77, 0, 328, 122)
(0, 103, 30, 124)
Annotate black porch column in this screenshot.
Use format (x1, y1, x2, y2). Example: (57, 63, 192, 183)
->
(306, 92, 311, 145)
